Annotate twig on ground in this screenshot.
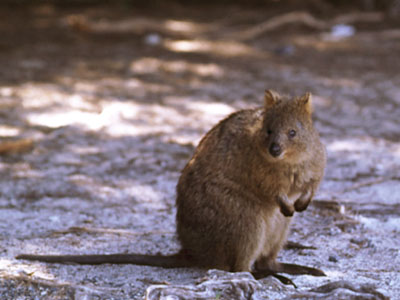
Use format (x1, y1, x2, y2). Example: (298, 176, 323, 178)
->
(0, 139, 34, 155)
(341, 176, 400, 193)
(284, 241, 317, 250)
(234, 11, 384, 41)
(51, 226, 174, 237)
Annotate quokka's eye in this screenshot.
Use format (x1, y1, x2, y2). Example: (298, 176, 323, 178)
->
(288, 129, 296, 138)
(267, 129, 272, 135)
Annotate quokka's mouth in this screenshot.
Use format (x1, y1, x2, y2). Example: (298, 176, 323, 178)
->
(269, 150, 285, 160)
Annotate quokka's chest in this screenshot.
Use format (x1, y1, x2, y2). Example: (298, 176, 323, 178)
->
(287, 166, 314, 191)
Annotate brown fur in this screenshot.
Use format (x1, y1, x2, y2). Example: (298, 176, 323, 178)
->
(176, 90, 326, 274)
(17, 90, 326, 279)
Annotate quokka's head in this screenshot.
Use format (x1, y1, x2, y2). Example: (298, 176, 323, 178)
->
(260, 89, 317, 163)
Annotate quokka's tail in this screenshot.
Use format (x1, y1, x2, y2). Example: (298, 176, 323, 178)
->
(16, 253, 191, 268)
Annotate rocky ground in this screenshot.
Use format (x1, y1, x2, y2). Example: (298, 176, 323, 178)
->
(0, 2, 399, 299)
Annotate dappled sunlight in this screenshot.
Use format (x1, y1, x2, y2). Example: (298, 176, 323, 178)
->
(19, 83, 96, 111)
(69, 145, 100, 156)
(130, 57, 224, 78)
(318, 77, 361, 90)
(124, 184, 166, 210)
(164, 95, 234, 120)
(357, 216, 400, 232)
(95, 77, 173, 95)
(14, 75, 237, 142)
(327, 138, 371, 152)
(100, 99, 233, 142)
(15, 82, 140, 134)
(99, 101, 182, 138)
(325, 137, 400, 184)
(27, 110, 103, 130)
(161, 96, 236, 144)
(0, 258, 56, 281)
(164, 20, 207, 34)
(323, 270, 346, 278)
(25, 97, 145, 135)
(184, 100, 234, 118)
(0, 125, 21, 137)
(326, 137, 398, 153)
(326, 137, 400, 162)
(163, 39, 262, 57)
(75, 16, 210, 36)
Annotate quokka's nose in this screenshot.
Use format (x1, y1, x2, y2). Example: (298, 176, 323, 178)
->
(269, 143, 282, 157)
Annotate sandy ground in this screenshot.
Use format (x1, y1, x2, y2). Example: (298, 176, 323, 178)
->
(0, 3, 399, 299)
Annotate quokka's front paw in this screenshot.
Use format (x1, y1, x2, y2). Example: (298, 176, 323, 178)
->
(280, 204, 294, 217)
(294, 197, 311, 212)
(294, 189, 313, 212)
(276, 195, 295, 217)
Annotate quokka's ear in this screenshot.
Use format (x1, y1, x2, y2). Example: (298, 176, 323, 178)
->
(264, 89, 280, 109)
(298, 92, 313, 115)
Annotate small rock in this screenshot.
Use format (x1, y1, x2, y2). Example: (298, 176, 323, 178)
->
(328, 255, 338, 263)
(330, 24, 355, 39)
(144, 33, 162, 46)
(350, 238, 374, 248)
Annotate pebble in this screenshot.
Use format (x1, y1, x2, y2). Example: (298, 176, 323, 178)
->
(329, 255, 338, 263)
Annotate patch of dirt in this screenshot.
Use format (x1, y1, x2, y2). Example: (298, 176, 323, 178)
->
(0, 2, 399, 299)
